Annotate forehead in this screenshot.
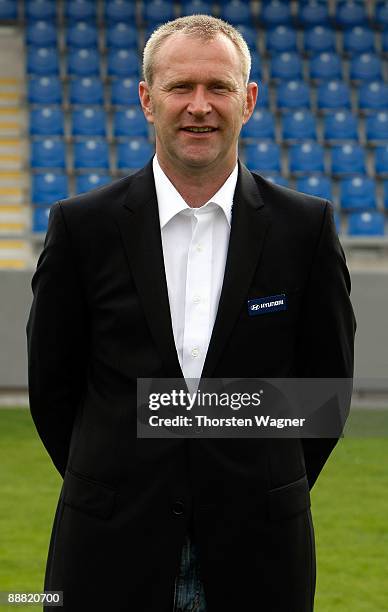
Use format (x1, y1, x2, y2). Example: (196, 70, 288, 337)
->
(153, 32, 243, 83)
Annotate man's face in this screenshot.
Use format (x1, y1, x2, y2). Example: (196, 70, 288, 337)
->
(139, 33, 258, 174)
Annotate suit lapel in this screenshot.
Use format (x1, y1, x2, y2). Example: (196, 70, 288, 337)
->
(201, 162, 271, 378)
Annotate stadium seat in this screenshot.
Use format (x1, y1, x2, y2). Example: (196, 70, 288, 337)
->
(365, 112, 388, 143)
(282, 110, 317, 142)
(66, 22, 98, 49)
(374, 145, 388, 175)
(31, 139, 66, 169)
(235, 25, 257, 52)
(257, 82, 269, 108)
(261, 0, 292, 28)
(340, 176, 376, 210)
(276, 80, 311, 111)
(75, 173, 112, 193)
(181, 1, 212, 17)
(29, 107, 64, 136)
(298, 1, 330, 28)
(32, 207, 51, 233)
(241, 109, 275, 140)
(31, 172, 69, 205)
(116, 139, 154, 170)
(113, 108, 149, 138)
(266, 26, 297, 54)
(69, 77, 104, 105)
(65, 0, 96, 23)
(375, 2, 388, 29)
(244, 141, 281, 172)
(343, 27, 375, 55)
(296, 175, 333, 199)
(67, 48, 100, 77)
(383, 181, 388, 208)
(323, 111, 358, 142)
(105, 0, 136, 23)
(303, 26, 336, 54)
(111, 77, 139, 106)
(309, 52, 342, 81)
(143, 0, 175, 24)
(73, 139, 110, 169)
(336, 1, 366, 29)
(289, 141, 325, 173)
(26, 21, 57, 47)
(27, 47, 59, 75)
(358, 81, 388, 112)
(317, 80, 351, 111)
(106, 23, 138, 49)
(0, 0, 18, 19)
(270, 52, 303, 81)
(348, 211, 385, 235)
(382, 30, 388, 53)
(350, 53, 382, 82)
(28, 76, 62, 105)
(263, 174, 290, 187)
(25, 0, 56, 21)
(71, 107, 107, 137)
(331, 143, 366, 175)
(107, 49, 140, 78)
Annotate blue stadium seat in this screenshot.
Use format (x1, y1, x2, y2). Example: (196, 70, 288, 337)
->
(365, 112, 388, 142)
(375, 2, 388, 29)
(348, 211, 385, 236)
(69, 77, 104, 105)
(105, 0, 136, 23)
(181, 1, 212, 17)
(32, 207, 51, 233)
(116, 138, 154, 170)
(276, 80, 311, 111)
(27, 47, 59, 75)
(350, 53, 382, 82)
(358, 81, 388, 112)
(25, 0, 56, 21)
(296, 175, 333, 199)
(298, 1, 329, 27)
(241, 109, 275, 140)
(66, 22, 98, 49)
(309, 52, 342, 81)
(250, 52, 262, 81)
(282, 110, 317, 141)
(71, 107, 107, 137)
(261, 1, 292, 28)
(323, 110, 358, 142)
(0, 0, 18, 19)
(374, 145, 388, 175)
(65, 0, 96, 23)
(113, 108, 149, 138)
(73, 139, 110, 169)
(331, 143, 366, 175)
(111, 77, 139, 106)
(263, 174, 290, 187)
(245, 141, 281, 172)
(28, 76, 62, 105)
(289, 141, 325, 173)
(67, 48, 100, 76)
(266, 26, 297, 54)
(382, 30, 388, 53)
(106, 23, 138, 49)
(235, 25, 257, 52)
(221, 1, 252, 25)
(383, 181, 388, 208)
(107, 49, 139, 78)
(336, 1, 366, 29)
(317, 80, 351, 111)
(75, 173, 112, 193)
(270, 52, 303, 81)
(343, 27, 375, 55)
(303, 26, 336, 54)
(31, 172, 69, 205)
(143, 0, 175, 24)
(29, 107, 64, 136)
(144, 24, 164, 46)
(257, 82, 269, 108)
(26, 21, 57, 47)
(340, 176, 376, 210)
(31, 138, 66, 169)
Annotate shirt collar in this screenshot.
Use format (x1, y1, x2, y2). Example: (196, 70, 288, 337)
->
(153, 154, 237, 229)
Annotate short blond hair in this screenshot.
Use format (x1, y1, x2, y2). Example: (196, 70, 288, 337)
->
(143, 14, 252, 87)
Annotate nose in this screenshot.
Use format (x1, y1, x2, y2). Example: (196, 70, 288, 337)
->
(186, 85, 212, 117)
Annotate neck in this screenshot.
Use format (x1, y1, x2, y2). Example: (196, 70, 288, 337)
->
(156, 154, 237, 208)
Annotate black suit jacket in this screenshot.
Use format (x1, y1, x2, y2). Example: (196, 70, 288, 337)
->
(27, 160, 356, 612)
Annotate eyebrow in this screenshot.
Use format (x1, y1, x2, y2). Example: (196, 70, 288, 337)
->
(164, 78, 238, 89)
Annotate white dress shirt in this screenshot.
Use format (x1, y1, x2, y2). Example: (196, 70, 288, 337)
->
(153, 155, 238, 383)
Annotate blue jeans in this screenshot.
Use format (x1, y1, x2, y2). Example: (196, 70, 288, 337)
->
(173, 536, 207, 612)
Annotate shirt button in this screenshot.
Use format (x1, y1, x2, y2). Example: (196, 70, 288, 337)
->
(191, 347, 200, 358)
(172, 500, 185, 516)
(193, 295, 201, 304)
(196, 244, 203, 252)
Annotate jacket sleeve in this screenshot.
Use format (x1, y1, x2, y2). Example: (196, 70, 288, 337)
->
(296, 201, 356, 489)
(26, 202, 89, 477)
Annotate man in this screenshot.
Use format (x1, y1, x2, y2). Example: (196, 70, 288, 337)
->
(27, 15, 356, 612)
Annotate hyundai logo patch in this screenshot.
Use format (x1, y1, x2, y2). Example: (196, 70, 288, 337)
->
(248, 294, 287, 316)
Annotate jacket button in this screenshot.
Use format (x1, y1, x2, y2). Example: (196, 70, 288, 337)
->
(172, 500, 185, 516)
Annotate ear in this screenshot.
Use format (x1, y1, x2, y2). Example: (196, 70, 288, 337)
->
(139, 81, 155, 124)
(242, 81, 258, 126)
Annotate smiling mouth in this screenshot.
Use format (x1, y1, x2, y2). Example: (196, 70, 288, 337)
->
(181, 127, 218, 133)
